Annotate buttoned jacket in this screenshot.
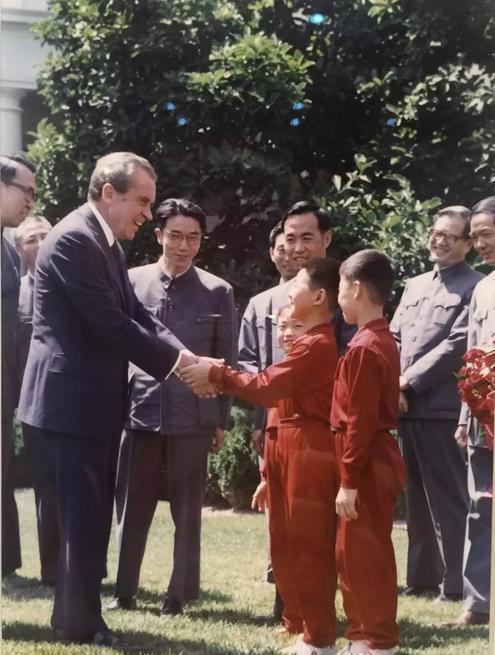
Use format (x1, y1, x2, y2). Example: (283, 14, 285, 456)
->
(126, 262, 237, 434)
(390, 261, 484, 419)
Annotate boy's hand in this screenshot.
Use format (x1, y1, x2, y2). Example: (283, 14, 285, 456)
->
(336, 487, 358, 521)
(251, 480, 268, 513)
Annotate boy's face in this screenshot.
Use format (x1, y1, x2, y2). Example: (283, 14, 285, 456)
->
(338, 274, 359, 325)
(288, 268, 320, 320)
(276, 310, 305, 352)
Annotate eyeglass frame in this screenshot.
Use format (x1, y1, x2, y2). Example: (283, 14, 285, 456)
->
(428, 227, 467, 246)
(162, 227, 202, 246)
(5, 180, 37, 202)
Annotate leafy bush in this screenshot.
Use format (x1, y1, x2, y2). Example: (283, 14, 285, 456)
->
(208, 406, 259, 510)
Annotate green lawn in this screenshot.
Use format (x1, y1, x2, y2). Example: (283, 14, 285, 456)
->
(1, 490, 489, 655)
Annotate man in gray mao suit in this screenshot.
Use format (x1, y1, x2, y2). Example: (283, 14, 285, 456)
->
(390, 206, 483, 601)
(110, 198, 237, 615)
(449, 196, 495, 626)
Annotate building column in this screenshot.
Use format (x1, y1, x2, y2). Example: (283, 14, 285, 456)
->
(0, 87, 25, 153)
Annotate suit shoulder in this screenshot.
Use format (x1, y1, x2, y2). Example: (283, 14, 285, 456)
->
(194, 267, 233, 292)
(473, 271, 494, 297)
(128, 262, 159, 283)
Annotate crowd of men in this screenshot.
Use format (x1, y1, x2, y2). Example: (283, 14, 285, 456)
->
(1, 151, 494, 650)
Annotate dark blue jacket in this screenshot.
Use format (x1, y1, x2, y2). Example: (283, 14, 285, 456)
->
(17, 204, 185, 440)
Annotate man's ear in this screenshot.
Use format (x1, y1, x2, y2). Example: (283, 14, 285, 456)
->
(155, 227, 163, 245)
(100, 183, 114, 203)
(323, 230, 332, 249)
(269, 247, 276, 263)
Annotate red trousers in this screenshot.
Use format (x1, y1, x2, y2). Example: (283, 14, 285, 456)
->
(335, 431, 406, 650)
(266, 418, 339, 647)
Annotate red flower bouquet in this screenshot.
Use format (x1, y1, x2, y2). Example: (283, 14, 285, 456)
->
(458, 342, 495, 449)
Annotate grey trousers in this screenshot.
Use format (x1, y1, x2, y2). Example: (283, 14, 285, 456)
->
(399, 418, 469, 594)
(463, 443, 492, 614)
(114, 429, 211, 602)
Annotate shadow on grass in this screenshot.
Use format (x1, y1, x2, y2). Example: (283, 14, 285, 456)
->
(2, 575, 55, 600)
(100, 583, 232, 610)
(2, 621, 280, 654)
(397, 617, 488, 653)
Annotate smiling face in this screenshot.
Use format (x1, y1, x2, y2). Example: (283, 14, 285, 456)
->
(270, 233, 298, 281)
(470, 212, 495, 266)
(428, 214, 471, 268)
(0, 162, 36, 228)
(287, 267, 323, 320)
(155, 214, 203, 276)
(276, 306, 305, 352)
(283, 212, 331, 269)
(101, 167, 156, 241)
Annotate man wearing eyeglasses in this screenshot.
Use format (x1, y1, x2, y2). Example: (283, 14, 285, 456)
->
(0, 153, 36, 580)
(390, 206, 484, 604)
(109, 198, 237, 616)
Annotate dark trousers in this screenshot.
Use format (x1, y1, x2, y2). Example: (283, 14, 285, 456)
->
(336, 432, 405, 650)
(463, 443, 492, 614)
(25, 426, 120, 642)
(266, 420, 338, 648)
(23, 424, 59, 585)
(1, 415, 21, 577)
(114, 429, 211, 602)
(399, 418, 469, 594)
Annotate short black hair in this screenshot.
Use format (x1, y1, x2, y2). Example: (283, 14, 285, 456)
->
(471, 196, 495, 224)
(340, 249, 395, 305)
(0, 152, 36, 184)
(281, 200, 331, 233)
(269, 221, 284, 249)
(302, 257, 340, 311)
(155, 198, 206, 232)
(433, 205, 471, 239)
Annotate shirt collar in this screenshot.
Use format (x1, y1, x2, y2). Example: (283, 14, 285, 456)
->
(88, 202, 115, 247)
(433, 260, 468, 280)
(158, 258, 194, 283)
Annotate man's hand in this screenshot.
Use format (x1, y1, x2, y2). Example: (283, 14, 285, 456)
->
(399, 375, 410, 391)
(211, 428, 225, 453)
(398, 390, 409, 414)
(335, 487, 358, 521)
(251, 429, 263, 456)
(177, 350, 199, 370)
(180, 357, 224, 397)
(251, 480, 268, 513)
(455, 424, 468, 448)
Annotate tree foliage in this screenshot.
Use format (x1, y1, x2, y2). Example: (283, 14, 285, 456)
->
(29, 0, 495, 305)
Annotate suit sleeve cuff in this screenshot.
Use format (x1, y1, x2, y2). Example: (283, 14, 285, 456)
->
(168, 349, 192, 380)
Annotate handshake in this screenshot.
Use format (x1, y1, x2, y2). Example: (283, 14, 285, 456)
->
(176, 351, 223, 397)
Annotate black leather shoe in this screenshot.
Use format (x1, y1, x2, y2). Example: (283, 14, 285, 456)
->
(106, 596, 137, 611)
(273, 588, 284, 622)
(401, 585, 439, 597)
(161, 596, 183, 615)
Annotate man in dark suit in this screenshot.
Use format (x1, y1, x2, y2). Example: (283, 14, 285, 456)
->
(109, 198, 237, 615)
(17, 152, 198, 646)
(390, 206, 483, 602)
(1, 153, 36, 579)
(13, 215, 57, 587)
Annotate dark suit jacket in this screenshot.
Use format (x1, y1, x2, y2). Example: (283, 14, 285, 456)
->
(1, 235, 20, 424)
(17, 204, 185, 440)
(126, 263, 237, 434)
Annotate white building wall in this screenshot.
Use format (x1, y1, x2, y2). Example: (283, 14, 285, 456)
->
(0, 0, 49, 153)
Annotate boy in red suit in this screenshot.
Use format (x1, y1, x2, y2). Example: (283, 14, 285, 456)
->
(183, 258, 341, 655)
(332, 250, 406, 655)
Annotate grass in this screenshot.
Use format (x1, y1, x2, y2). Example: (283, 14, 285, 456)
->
(1, 489, 489, 655)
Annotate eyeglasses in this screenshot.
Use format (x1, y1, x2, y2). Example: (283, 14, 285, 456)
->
(163, 228, 202, 245)
(428, 228, 465, 246)
(6, 181, 37, 202)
